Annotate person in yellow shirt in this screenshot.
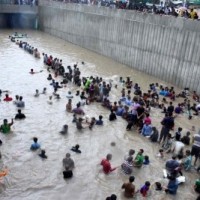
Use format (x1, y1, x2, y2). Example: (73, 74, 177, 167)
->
(190, 8, 196, 19)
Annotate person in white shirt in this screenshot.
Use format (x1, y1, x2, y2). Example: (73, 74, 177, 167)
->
(191, 130, 200, 165)
(172, 139, 185, 156)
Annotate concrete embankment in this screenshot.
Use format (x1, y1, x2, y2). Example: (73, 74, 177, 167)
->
(38, 1, 200, 93)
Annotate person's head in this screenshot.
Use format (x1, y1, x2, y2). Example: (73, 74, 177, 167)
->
(99, 115, 103, 120)
(19, 96, 23, 101)
(172, 155, 177, 160)
(178, 127, 182, 132)
(110, 194, 117, 200)
(129, 175, 135, 183)
(177, 154, 183, 160)
(155, 182, 162, 190)
(66, 153, 71, 158)
(128, 149, 135, 156)
(16, 95, 19, 100)
(78, 117, 83, 122)
(36, 89, 39, 93)
(63, 125, 68, 130)
(145, 181, 151, 187)
(185, 150, 191, 156)
(3, 119, 8, 124)
(41, 150, 46, 155)
(186, 131, 190, 136)
(75, 144, 80, 150)
(152, 127, 157, 132)
(159, 149, 164, 153)
(31, 69, 33, 72)
(18, 109, 21, 114)
(106, 154, 112, 161)
(33, 137, 38, 143)
(5, 94, 9, 98)
(77, 103, 80, 108)
(144, 155, 149, 161)
(139, 149, 144, 155)
(146, 113, 150, 117)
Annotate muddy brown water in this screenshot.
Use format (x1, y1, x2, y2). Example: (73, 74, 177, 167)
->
(0, 30, 199, 200)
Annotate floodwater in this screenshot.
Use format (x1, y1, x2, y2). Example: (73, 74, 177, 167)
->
(0, 30, 199, 200)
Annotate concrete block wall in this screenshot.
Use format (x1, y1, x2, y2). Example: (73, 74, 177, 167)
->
(38, 0, 200, 93)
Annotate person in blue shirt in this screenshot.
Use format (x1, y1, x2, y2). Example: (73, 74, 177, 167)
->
(116, 105, 124, 116)
(165, 175, 178, 195)
(125, 97, 132, 106)
(141, 124, 152, 137)
(143, 155, 150, 165)
(30, 137, 40, 150)
(96, 115, 103, 125)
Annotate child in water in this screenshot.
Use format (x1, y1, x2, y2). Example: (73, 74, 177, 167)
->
(140, 181, 151, 197)
(143, 155, 150, 165)
(96, 115, 103, 125)
(0, 119, 14, 134)
(60, 125, 68, 134)
(71, 144, 81, 153)
(39, 150, 47, 159)
(89, 117, 96, 130)
(30, 137, 40, 150)
(34, 89, 40, 97)
(72, 114, 77, 123)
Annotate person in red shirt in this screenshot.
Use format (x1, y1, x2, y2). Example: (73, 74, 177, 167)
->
(3, 94, 12, 102)
(143, 113, 151, 125)
(101, 154, 116, 174)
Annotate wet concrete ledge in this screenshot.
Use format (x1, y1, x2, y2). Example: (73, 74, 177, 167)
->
(38, 0, 200, 93)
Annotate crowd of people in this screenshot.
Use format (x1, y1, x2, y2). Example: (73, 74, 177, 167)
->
(1, 35, 200, 199)
(51, 0, 200, 20)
